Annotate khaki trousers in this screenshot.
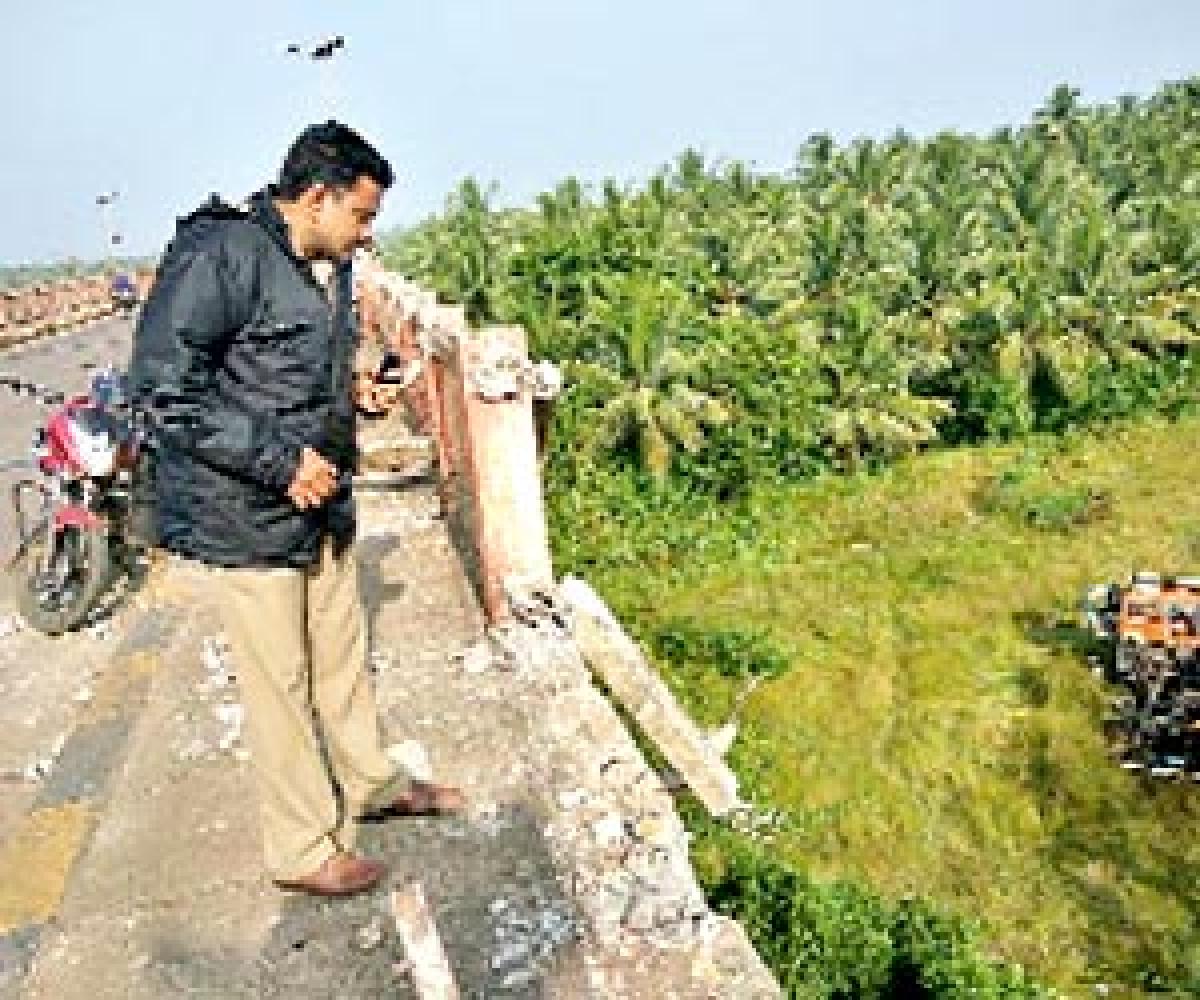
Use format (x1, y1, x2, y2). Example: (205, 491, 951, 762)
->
(213, 538, 406, 881)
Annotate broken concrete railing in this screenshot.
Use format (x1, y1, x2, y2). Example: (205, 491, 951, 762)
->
(354, 260, 778, 995)
(354, 259, 557, 625)
(558, 576, 741, 816)
(354, 259, 744, 817)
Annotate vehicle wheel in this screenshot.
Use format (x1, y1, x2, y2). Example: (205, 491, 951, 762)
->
(17, 524, 113, 635)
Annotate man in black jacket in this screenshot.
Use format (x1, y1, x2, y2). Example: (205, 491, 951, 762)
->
(130, 122, 464, 898)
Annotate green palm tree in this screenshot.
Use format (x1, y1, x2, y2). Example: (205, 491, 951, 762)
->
(811, 294, 952, 468)
(575, 271, 729, 481)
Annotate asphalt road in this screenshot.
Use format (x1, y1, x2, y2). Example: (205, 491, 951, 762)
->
(0, 316, 135, 568)
(0, 317, 140, 859)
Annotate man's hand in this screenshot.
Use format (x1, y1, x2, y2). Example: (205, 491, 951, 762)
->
(287, 447, 338, 509)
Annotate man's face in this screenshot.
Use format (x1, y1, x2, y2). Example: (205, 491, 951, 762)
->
(315, 175, 383, 262)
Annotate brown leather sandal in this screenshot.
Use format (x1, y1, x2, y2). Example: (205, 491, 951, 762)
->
(273, 852, 387, 897)
(361, 780, 467, 821)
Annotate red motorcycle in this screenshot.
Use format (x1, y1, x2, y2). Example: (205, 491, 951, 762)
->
(7, 367, 146, 634)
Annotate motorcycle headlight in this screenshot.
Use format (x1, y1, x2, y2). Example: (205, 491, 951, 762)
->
(69, 414, 117, 477)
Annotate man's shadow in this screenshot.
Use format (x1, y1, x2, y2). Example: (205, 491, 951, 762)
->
(356, 533, 409, 644)
(354, 498, 485, 644)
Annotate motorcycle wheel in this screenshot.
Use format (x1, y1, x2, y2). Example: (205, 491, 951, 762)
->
(17, 523, 113, 635)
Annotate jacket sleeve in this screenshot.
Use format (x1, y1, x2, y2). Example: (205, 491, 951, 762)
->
(128, 243, 302, 492)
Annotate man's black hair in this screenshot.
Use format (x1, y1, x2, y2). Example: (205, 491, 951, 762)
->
(276, 121, 394, 199)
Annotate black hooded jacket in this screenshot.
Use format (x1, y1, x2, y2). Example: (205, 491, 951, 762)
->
(128, 189, 358, 568)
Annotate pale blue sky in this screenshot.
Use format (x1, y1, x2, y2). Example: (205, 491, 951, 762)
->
(2, 1, 1197, 266)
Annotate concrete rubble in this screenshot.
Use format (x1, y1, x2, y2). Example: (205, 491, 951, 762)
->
(13, 731, 68, 784)
(436, 578, 780, 997)
(0, 614, 24, 640)
(392, 883, 462, 998)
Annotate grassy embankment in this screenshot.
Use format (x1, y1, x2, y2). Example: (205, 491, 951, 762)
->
(586, 414, 1200, 993)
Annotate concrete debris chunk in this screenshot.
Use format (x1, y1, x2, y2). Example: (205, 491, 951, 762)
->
(489, 898, 578, 988)
(214, 702, 244, 750)
(472, 800, 512, 837)
(83, 619, 113, 641)
(23, 757, 54, 782)
(200, 635, 235, 688)
(729, 804, 788, 843)
(182, 739, 209, 761)
(559, 575, 741, 816)
(387, 739, 433, 782)
(556, 787, 589, 810)
(590, 813, 625, 848)
(22, 731, 68, 782)
(391, 882, 461, 1000)
(451, 639, 493, 675)
(0, 614, 24, 639)
(368, 647, 393, 674)
(355, 917, 385, 952)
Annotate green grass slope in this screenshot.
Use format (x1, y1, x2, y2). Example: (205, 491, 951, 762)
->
(591, 414, 1200, 993)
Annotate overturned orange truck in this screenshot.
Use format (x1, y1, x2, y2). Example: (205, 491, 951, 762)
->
(1083, 572, 1200, 778)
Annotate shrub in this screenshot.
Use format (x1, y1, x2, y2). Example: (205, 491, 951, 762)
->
(690, 817, 1056, 999)
(649, 618, 792, 680)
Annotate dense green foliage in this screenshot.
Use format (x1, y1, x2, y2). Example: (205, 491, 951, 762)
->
(382, 78, 1200, 996)
(385, 79, 1200, 497)
(649, 618, 791, 680)
(688, 809, 1055, 999)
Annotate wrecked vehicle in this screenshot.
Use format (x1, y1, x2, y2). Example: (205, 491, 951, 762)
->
(1083, 572, 1200, 778)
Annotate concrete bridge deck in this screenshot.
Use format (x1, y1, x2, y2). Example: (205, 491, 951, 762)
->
(0, 318, 778, 999)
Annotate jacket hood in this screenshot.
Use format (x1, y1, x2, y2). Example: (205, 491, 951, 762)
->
(245, 187, 292, 251)
(176, 188, 344, 293)
(175, 189, 291, 255)
(175, 193, 247, 230)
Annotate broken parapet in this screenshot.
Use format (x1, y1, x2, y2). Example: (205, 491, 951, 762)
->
(466, 612, 782, 998)
(557, 576, 742, 818)
(355, 258, 780, 994)
(354, 259, 558, 623)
